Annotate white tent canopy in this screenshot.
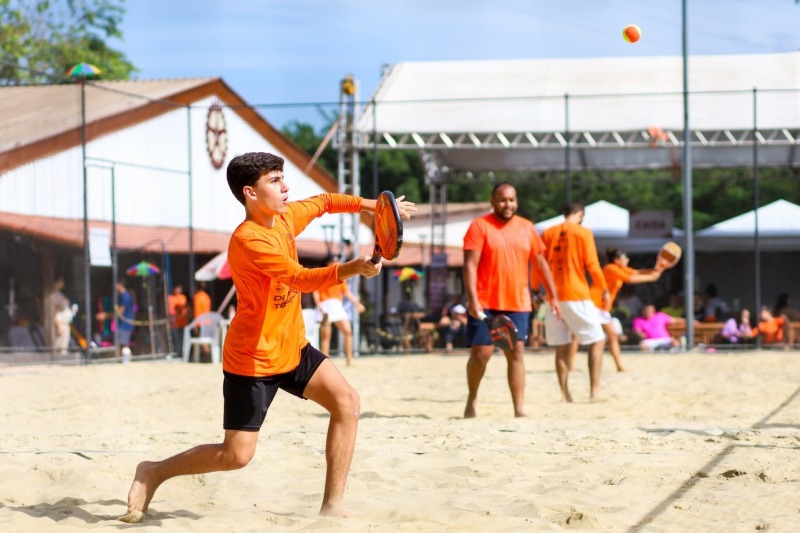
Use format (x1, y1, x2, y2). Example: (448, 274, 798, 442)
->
(356, 52, 800, 171)
(536, 200, 681, 254)
(695, 199, 800, 251)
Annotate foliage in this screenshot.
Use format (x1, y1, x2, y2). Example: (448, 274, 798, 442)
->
(282, 118, 426, 204)
(0, 0, 135, 85)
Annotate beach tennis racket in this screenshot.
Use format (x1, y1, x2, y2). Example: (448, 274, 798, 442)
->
(478, 312, 519, 351)
(657, 241, 682, 269)
(371, 191, 403, 264)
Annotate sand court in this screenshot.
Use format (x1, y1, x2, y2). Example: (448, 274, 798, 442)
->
(1, 351, 799, 531)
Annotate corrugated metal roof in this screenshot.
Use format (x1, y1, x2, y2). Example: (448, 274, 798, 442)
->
(0, 211, 329, 258)
(0, 78, 216, 152)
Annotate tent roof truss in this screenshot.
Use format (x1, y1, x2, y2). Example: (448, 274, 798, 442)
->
(357, 127, 800, 152)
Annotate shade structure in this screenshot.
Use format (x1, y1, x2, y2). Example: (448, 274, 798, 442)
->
(126, 260, 161, 277)
(393, 267, 423, 283)
(195, 251, 231, 281)
(66, 62, 102, 78)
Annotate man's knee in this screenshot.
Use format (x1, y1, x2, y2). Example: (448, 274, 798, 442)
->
(223, 441, 256, 470)
(336, 387, 360, 418)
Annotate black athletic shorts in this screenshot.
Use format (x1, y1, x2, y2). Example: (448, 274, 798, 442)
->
(222, 344, 327, 431)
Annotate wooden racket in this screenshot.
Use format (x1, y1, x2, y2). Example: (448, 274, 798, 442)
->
(657, 241, 682, 269)
(478, 312, 519, 351)
(371, 191, 404, 264)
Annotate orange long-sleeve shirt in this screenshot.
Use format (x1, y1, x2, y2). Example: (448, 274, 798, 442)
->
(223, 193, 362, 377)
(541, 222, 607, 302)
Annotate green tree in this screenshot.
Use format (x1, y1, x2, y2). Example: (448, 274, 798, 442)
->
(282, 119, 427, 204)
(0, 0, 135, 84)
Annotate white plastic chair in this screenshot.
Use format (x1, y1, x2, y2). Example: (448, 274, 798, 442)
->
(183, 312, 223, 364)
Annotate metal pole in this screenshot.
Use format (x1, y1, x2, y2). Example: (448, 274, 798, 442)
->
(564, 93, 571, 204)
(681, 0, 695, 348)
(351, 81, 361, 358)
(80, 79, 92, 363)
(372, 100, 382, 352)
(753, 88, 762, 349)
(187, 106, 195, 297)
(111, 165, 119, 356)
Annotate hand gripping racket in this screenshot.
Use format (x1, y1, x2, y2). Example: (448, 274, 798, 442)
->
(657, 241, 682, 269)
(478, 312, 519, 352)
(371, 191, 404, 264)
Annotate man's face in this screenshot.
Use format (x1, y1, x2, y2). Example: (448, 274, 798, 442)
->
(490, 185, 517, 221)
(246, 169, 289, 215)
(642, 305, 655, 318)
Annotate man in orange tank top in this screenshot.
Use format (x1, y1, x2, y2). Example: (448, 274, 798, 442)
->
(121, 152, 416, 522)
(541, 202, 608, 403)
(463, 182, 561, 418)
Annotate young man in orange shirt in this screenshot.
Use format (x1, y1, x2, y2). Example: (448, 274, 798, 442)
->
(541, 202, 609, 403)
(122, 152, 415, 522)
(463, 182, 561, 418)
(313, 254, 366, 366)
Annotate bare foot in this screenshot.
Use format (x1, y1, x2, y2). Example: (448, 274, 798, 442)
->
(590, 394, 608, 403)
(119, 510, 145, 524)
(514, 411, 528, 418)
(320, 502, 350, 518)
(561, 392, 573, 403)
(464, 400, 477, 418)
(121, 461, 159, 522)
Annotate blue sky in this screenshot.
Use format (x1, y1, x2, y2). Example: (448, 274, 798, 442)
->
(119, 0, 800, 129)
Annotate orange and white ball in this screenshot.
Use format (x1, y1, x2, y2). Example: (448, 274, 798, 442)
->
(623, 24, 641, 43)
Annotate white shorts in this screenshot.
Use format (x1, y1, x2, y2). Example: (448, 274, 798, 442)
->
(545, 300, 605, 346)
(597, 309, 624, 335)
(640, 337, 674, 351)
(320, 298, 348, 323)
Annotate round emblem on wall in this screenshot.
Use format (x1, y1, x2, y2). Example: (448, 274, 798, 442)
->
(206, 102, 228, 169)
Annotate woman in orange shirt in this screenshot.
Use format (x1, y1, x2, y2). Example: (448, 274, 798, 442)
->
(589, 247, 662, 371)
(121, 152, 415, 522)
(313, 254, 366, 366)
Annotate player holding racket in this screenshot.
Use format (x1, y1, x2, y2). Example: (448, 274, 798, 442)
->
(541, 201, 608, 403)
(463, 182, 561, 418)
(122, 152, 415, 522)
(586, 247, 663, 372)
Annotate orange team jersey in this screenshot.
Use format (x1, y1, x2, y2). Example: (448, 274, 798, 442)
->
(167, 293, 189, 328)
(463, 213, 544, 312)
(224, 193, 362, 377)
(541, 222, 606, 302)
(318, 281, 346, 302)
(590, 263, 635, 311)
(193, 290, 211, 317)
(756, 317, 785, 343)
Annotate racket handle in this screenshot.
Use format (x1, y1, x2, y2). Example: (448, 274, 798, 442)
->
(370, 253, 381, 264)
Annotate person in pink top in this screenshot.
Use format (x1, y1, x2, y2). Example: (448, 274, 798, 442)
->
(632, 304, 683, 351)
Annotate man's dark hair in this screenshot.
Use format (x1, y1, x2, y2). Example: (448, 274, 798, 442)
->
(605, 247, 625, 263)
(491, 181, 515, 197)
(563, 201, 585, 217)
(226, 152, 285, 206)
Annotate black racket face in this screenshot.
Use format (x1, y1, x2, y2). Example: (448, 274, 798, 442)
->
(488, 314, 518, 351)
(372, 191, 403, 261)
